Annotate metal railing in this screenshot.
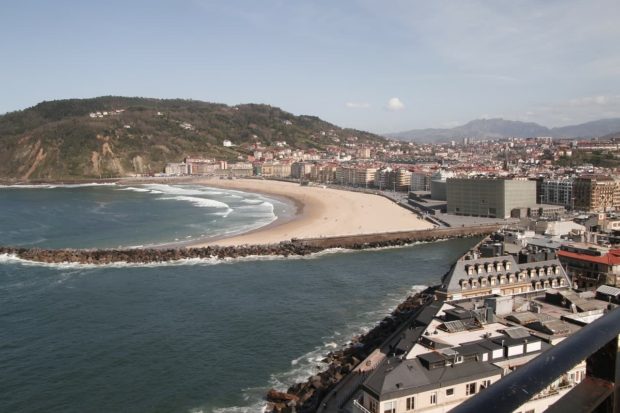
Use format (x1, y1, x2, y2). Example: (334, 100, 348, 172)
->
(451, 306, 620, 413)
(352, 398, 373, 413)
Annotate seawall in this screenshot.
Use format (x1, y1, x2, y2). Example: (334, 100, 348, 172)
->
(294, 225, 499, 249)
(0, 226, 498, 265)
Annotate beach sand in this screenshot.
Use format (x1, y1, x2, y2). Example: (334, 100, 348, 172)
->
(176, 178, 434, 246)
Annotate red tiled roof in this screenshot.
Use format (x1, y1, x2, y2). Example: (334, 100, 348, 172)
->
(558, 249, 620, 265)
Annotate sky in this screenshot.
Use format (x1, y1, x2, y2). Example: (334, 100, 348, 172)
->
(1, 0, 619, 133)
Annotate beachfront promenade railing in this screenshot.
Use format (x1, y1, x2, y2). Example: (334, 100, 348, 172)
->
(451, 306, 620, 413)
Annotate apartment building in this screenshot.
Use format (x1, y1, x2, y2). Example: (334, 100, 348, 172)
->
(410, 172, 432, 191)
(354, 299, 586, 413)
(540, 178, 574, 208)
(572, 175, 619, 212)
(436, 255, 570, 302)
(335, 166, 377, 187)
(291, 162, 312, 179)
(557, 244, 620, 289)
(374, 168, 412, 191)
(164, 162, 189, 175)
(259, 162, 292, 178)
(310, 164, 337, 183)
(227, 162, 253, 177)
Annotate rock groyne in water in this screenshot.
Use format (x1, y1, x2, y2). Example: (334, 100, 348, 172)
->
(0, 225, 497, 265)
(265, 286, 439, 413)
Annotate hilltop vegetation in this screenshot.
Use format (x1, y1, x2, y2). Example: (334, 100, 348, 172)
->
(0, 96, 385, 180)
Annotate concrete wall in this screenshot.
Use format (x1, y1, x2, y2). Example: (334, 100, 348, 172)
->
(296, 225, 499, 249)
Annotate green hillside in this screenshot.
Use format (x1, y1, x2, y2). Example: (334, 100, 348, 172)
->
(0, 96, 384, 180)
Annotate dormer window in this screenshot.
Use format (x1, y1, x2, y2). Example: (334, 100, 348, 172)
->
(467, 265, 473, 275)
(490, 277, 497, 286)
(505, 261, 511, 270)
(554, 265, 560, 274)
(508, 273, 515, 283)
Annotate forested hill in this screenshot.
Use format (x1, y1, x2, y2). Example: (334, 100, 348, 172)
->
(0, 96, 385, 180)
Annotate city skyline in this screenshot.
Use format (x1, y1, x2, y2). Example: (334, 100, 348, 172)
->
(1, 0, 619, 133)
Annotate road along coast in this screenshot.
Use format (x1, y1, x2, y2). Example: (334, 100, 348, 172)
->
(0, 226, 498, 265)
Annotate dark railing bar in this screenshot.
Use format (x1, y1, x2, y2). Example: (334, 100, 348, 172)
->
(451, 307, 620, 413)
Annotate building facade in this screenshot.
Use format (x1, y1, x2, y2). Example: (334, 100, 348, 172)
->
(375, 168, 412, 192)
(540, 178, 574, 208)
(446, 178, 536, 218)
(291, 162, 312, 179)
(411, 172, 432, 191)
(310, 164, 337, 183)
(557, 244, 620, 289)
(572, 175, 618, 212)
(335, 166, 377, 187)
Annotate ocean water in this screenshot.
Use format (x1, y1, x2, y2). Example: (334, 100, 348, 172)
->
(0, 185, 480, 412)
(0, 183, 290, 248)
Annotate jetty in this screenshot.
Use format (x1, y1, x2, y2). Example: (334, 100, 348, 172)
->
(0, 225, 498, 265)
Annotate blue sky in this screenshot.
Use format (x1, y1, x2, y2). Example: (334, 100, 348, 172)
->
(1, 0, 619, 133)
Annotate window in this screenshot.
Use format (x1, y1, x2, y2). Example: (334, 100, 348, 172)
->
(430, 392, 437, 405)
(369, 398, 378, 413)
(446, 388, 454, 397)
(525, 410, 535, 413)
(480, 380, 492, 390)
(383, 401, 396, 413)
(466, 382, 477, 395)
(406, 396, 415, 410)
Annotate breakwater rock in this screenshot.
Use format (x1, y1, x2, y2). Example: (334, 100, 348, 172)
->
(0, 225, 497, 265)
(265, 286, 438, 413)
(0, 243, 325, 265)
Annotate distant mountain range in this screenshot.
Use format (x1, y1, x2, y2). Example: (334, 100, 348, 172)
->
(386, 118, 620, 142)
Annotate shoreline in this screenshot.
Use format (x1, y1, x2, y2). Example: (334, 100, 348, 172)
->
(125, 177, 434, 247)
(266, 285, 440, 412)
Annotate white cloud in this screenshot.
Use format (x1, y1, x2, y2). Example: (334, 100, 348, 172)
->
(345, 101, 371, 109)
(568, 95, 612, 106)
(386, 97, 404, 111)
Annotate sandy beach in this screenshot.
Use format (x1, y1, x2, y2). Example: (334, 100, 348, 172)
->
(155, 178, 434, 246)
